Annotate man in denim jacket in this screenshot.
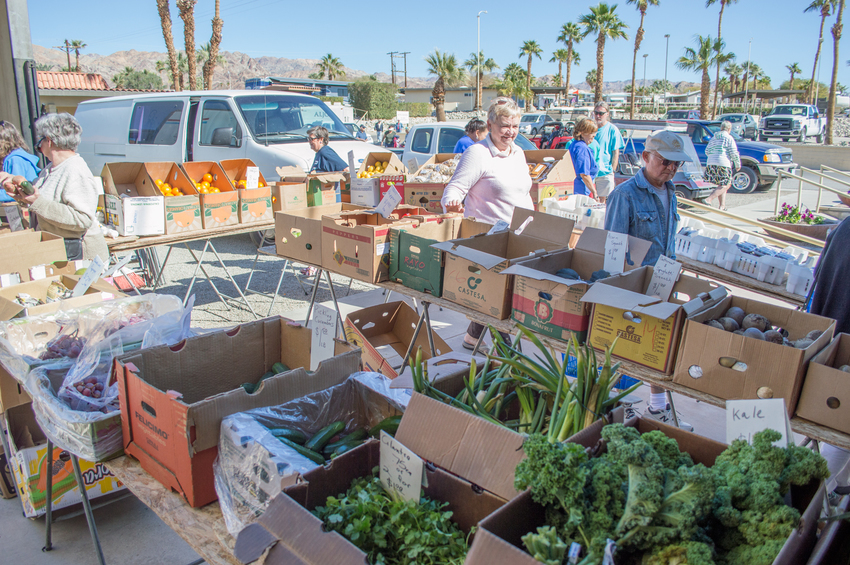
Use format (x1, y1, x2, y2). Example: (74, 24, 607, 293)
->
(603, 129, 694, 431)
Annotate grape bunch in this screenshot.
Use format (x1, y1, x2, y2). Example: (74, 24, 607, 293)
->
(71, 376, 105, 399)
(39, 334, 87, 360)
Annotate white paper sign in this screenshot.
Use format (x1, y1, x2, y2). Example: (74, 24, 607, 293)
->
(604, 232, 628, 275)
(103, 255, 132, 278)
(309, 304, 336, 371)
(396, 111, 410, 125)
(725, 398, 793, 447)
(487, 220, 509, 235)
(375, 186, 402, 218)
(347, 150, 357, 174)
(71, 255, 106, 297)
(379, 431, 423, 503)
(245, 167, 260, 189)
(6, 205, 23, 231)
(645, 255, 682, 301)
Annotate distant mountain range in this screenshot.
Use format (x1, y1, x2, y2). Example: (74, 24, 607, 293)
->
(33, 45, 700, 93)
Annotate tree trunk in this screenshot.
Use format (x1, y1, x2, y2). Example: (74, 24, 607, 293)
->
(177, 0, 198, 91)
(712, 2, 726, 119)
(64, 40, 71, 72)
(434, 78, 446, 122)
(790, 73, 795, 91)
(203, 0, 223, 90)
(826, 0, 845, 145)
(565, 45, 573, 103)
(700, 68, 711, 119)
(808, 12, 828, 104)
(526, 55, 533, 109)
(75, 51, 80, 72)
(156, 0, 180, 91)
(595, 35, 605, 104)
(630, 12, 646, 119)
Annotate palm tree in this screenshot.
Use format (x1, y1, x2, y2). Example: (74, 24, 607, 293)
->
(176, 52, 189, 90)
(579, 3, 629, 104)
(69, 39, 86, 72)
(677, 35, 719, 118)
(176, 0, 198, 90)
(586, 68, 598, 87)
(550, 49, 570, 92)
(518, 40, 543, 109)
(786, 63, 802, 92)
(156, 0, 180, 91)
(557, 22, 583, 103)
(712, 48, 736, 117)
(706, 0, 739, 118)
(316, 54, 345, 81)
(201, 0, 223, 91)
(197, 43, 226, 90)
(725, 61, 743, 93)
(717, 76, 730, 95)
(464, 51, 499, 110)
(626, 0, 658, 119)
(826, 0, 845, 144)
(805, 0, 836, 104)
(425, 50, 464, 122)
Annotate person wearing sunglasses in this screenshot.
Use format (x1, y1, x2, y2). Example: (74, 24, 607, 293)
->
(592, 102, 624, 204)
(0, 121, 41, 203)
(603, 129, 694, 432)
(307, 126, 349, 173)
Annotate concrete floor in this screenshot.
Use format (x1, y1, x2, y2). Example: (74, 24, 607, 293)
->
(1, 168, 849, 564)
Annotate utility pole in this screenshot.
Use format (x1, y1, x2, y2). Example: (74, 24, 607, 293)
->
(387, 51, 397, 85)
(744, 39, 752, 114)
(664, 34, 670, 112)
(55, 39, 72, 72)
(642, 53, 648, 108)
(400, 52, 410, 87)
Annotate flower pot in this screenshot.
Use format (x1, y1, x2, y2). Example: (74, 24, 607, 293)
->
(838, 193, 850, 207)
(759, 217, 838, 242)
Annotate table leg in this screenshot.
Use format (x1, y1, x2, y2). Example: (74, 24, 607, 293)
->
(207, 240, 258, 319)
(152, 246, 173, 291)
(71, 455, 107, 565)
(303, 269, 323, 325)
(0, 418, 25, 517)
(183, 241, 229, 310)
(266, 259, 288, 317)
(398, 307, 427, 376)
(384, 289, 392, 303)
(43, 440, 54, 552)
(343, 276, 353, 297)
(471, 329, 487, 356)
(666, 391, 681, 428)
(244, 250, 262, 293)
(422, 302, 436, 356)
(324, 270, 345, 340)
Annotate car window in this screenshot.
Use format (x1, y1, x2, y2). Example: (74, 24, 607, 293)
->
(521, 115, 539, 123)
(410, 128, 433, 153)
(199, 100, 242, 146)
(721, 115, 743, 123)
(438, 128, 464, 153)
(234, 94, 349, 142)
(771, 106, 806, 116)
(128, 100, 183, 145)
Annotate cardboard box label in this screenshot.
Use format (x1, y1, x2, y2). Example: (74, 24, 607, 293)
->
(589, 303, 677, 372)
(240, 192, 273, 223)
(512, 290, 587, 341)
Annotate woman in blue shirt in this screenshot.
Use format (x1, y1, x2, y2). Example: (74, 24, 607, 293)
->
(568, 118, 599, 199)
(307, 126, 349, 173)
(453, 119, 487, 153)
(0, 121, 40, 203)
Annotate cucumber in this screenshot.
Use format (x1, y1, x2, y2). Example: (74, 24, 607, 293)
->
(268, 428, 307, 445)
(240, 382, 255, 394)
(271, 362, 289, 374)
(330, 440, 364, 458)
(276, 437, 325, 465)
(322, 429, 368, 455)
(368, 415, 402, 438)
(304, 421, 345, 452)
(20, 180, 34, 196)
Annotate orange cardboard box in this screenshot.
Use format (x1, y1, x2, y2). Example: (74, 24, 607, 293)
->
(181, 161, 239, 228)
(219, 158, 273, 225)
(143, 162, 203, 234)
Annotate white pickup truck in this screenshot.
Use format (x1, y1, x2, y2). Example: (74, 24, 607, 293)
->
(758, 104, 826, 143)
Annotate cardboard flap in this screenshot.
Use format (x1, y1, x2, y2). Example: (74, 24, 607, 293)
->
(574, 227, 652, 269)
(430, 238, 508, 271)
(311, 172, 346, 183)
(395, 393, 525, 500)
(581, 281, 683, 320)
(682, 286, 728, 316)
(500, 261, 588, 287)
(508, 208, 574, 247)
(276, 165, 307, 181)
(390, 352, 486, 389)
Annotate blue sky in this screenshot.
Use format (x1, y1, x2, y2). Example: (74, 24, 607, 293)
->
(28, 0, 849, 88)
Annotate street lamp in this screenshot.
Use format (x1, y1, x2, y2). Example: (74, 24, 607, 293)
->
(642, 53, 648, 108)
(477, 10, 487, 112)
(744, 38, 752, 114)
(664, 34, 670, 111)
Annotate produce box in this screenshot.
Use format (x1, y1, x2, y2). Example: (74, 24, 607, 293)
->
(269, 181, 307, 212)
(0, 363, 29, 413)
(101, 162, 166, 236)
(215, 373, 409, 535)
(308, 172, 345, 207)
(0, 230, 66, 283)
(404, 154, 458, 213)
(143, 162, 203, 233)
(4, 402, 126, 518)
(115, 316, 361, 507)
(181, 161, 239, 228)
(389, 351, 487, 390)
(233, 391, 519, 565)
(503, 227, 651, 343)
(523, 148, 577, 205)
(673, 295, 835, 415)
(344, 301, 452, 379)
(274, 204, 366, 267)
(219, 158, 273, 225)
(388, 216, 491, 297)
(26, 259, 89, 283)
(582, 266, 726, 374)
(0, 446, 16, 499)
(0, 275, 121, 320)
(432, 208, 574, 320)
(350, 151, 406, 207)
(796, 333, 850, 433)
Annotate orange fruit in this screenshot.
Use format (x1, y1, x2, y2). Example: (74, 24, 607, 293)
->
(173, 190, 183, 197)
(195, 182, 201, 189)
(155, 179, 163, 187)
(258, 182, 265, 188)
(199, 187, 208, 194)
(238, 179, 246, 187)
(162, 182, 171, 191)
(202, 173, 213, 183)
(201, 181, 211, 189)
(211, 187, 220, 193)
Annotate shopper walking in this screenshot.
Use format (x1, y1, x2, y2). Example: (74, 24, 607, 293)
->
(593, 102, 625, 203)
(703, 121, 740, 211)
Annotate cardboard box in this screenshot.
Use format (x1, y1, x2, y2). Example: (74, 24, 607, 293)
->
(0, 230, 66, 283)
(344, 301, 452, 379)
(101, 162, 166, 236)
(27, 259, 88, 281)
(350, 152, 407, 207)
(389, 351, 487, 390)
(0, 447, 16, 499)
(796, 334, 850, 433)
(673, 295, 835, 414)
(4, 402, 126, 518)
(219, 158, 273, 225)
(233, 391, 522, 564)
(143, 162, 203, 233)
(388, 216, 491, 297)
(269, 181, 308, 212)
(0, 275, 122, 320)
(307, 172, 344, 207)
(503, 227, 651, 343)
(274, 204, 366, 267)
(582, 266, 726, 374)
(181, 161, 239, 228)
(432, 209, 575, 320)
(404, 153, 457, 213)
(524, 149, 577, 205)
(0, 364, 30, 414)
(115, 316, 361, 507)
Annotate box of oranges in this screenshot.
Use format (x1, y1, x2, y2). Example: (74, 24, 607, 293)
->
(219, 159, 273, 225)
(101, 162, 166, 236)
(144, 162, 203, 234)
(181, 162, 239, 229)
(350, 152, 407, 207)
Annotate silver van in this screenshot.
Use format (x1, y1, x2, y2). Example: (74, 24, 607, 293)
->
(75, 90, 380, 178)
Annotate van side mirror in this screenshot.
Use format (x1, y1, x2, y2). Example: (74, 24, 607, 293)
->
(211, 127, 235, 147)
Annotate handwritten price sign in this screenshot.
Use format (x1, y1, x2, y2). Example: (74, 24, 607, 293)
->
(646, 255, 682, 301)
(310, 304, 336, 371)
(379, 431, 423, 503)
(603, 231, 628, 275)
(725, 398, 792, 447)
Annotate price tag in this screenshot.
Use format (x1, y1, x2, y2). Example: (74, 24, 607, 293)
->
(407, 158, 419, 173)
(602, 540, 617, 565)
(568, 542, 583, 564)
(487, 220, 509, 235)
(725, 398, 792, 447)
(245, 167, 260, 189)
(645, 255, 682, 301)
(604, 232, 628, 275)
(309, 304, 336, 371)
(6, 205, 23, 231)
(71, 255, 106, 297)
(375, 185, 402, 218)
(379, 431, 423, 503)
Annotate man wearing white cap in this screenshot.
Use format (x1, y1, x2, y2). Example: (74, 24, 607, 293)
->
(603, 129, 694, 431)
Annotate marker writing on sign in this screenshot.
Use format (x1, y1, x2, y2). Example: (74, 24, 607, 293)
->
(732, 406, 764, 420)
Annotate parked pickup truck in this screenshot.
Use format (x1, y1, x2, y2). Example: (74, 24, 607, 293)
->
(758, 104, 825, 143)
(400, 122, 536, 170)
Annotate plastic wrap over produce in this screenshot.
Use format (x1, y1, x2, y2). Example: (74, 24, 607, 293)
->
(214, 372, 410, 535)
(411, 155, 460, 183)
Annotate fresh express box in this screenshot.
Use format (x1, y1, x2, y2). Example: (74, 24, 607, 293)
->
(432, 209, 574, 320)
(269, 181, 308, 212)
(503, 228, 651, 343)
(101, 162, 165, 236)
(673, 295, 835, 415)
(0, 231, 66, 283)
(582, 266, 727, 374)
(344, 301, 452, 379)
(219, 158, 273, 225)
(4, 402, 125, 518)
(524, 149, 577, 206)
(143, 162, 202, 233)
(404, 154, 457, 213)
(275, 204, 366, 267)
(308, 172, 345, 207)
(796, 333, 850, 433)
(181, 161, 239, 228)
(115, 316, 361, 507)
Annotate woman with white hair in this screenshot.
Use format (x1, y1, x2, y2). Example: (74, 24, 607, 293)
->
(2, 113, 107, 260)
(442, 96, 532, 350)
(703, 120, 740, 211)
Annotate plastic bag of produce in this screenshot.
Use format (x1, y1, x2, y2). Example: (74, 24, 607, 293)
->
(214, 372, 410, 535)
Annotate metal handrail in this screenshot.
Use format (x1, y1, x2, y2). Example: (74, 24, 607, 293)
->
(774, 168, 849, 215)
(816, 165, 850, 211)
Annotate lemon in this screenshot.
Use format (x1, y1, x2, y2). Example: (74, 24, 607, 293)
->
(381, 161, 388, 168)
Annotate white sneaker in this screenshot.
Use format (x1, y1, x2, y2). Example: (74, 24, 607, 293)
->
(619, 396, 643, 420)
(644, 404, 694, 432)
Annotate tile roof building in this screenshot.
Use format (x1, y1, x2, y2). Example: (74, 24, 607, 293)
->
(36, 71, 169, 115)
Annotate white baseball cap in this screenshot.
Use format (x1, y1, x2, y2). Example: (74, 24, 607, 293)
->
(645, 130, 692, 162)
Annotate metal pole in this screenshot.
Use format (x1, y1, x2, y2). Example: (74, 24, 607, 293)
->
(775, 171, 783, 215)
(664, 34, 670, 113)
(477, 10, 487, 112)
(43, 440, 54, 552)
(744, 39, 752, 113)
(71, 455, 107, 565)
(642, 54, 648, 109)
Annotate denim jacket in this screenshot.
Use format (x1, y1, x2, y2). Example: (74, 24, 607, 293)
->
(603, 169, 679, 266)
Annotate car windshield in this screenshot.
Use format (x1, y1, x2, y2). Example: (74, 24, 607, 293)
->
(521, 115, 541, 123)
(704, 123, 743, 141)
(770, 106, 806, 116)
(666, 111, 686, 118)
(719, 115, 743, 123)
(515, 134, 536, 150)
(234, 94, 353, 142)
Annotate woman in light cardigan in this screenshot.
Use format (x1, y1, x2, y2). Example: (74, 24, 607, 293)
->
(703, 120, 741, 211)
(441, 97, 532, 349)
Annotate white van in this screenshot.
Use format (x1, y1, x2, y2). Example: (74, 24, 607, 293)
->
(75, 90, 381, 179)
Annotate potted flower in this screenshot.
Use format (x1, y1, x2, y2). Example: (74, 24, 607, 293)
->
(839, 189, 850, 207)
(760, 203, 837, 242)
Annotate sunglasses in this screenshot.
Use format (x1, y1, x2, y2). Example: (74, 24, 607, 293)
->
(653, 153, 683, 169)
(594, 111, 608, 116)
(35, 137, 46, 153)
